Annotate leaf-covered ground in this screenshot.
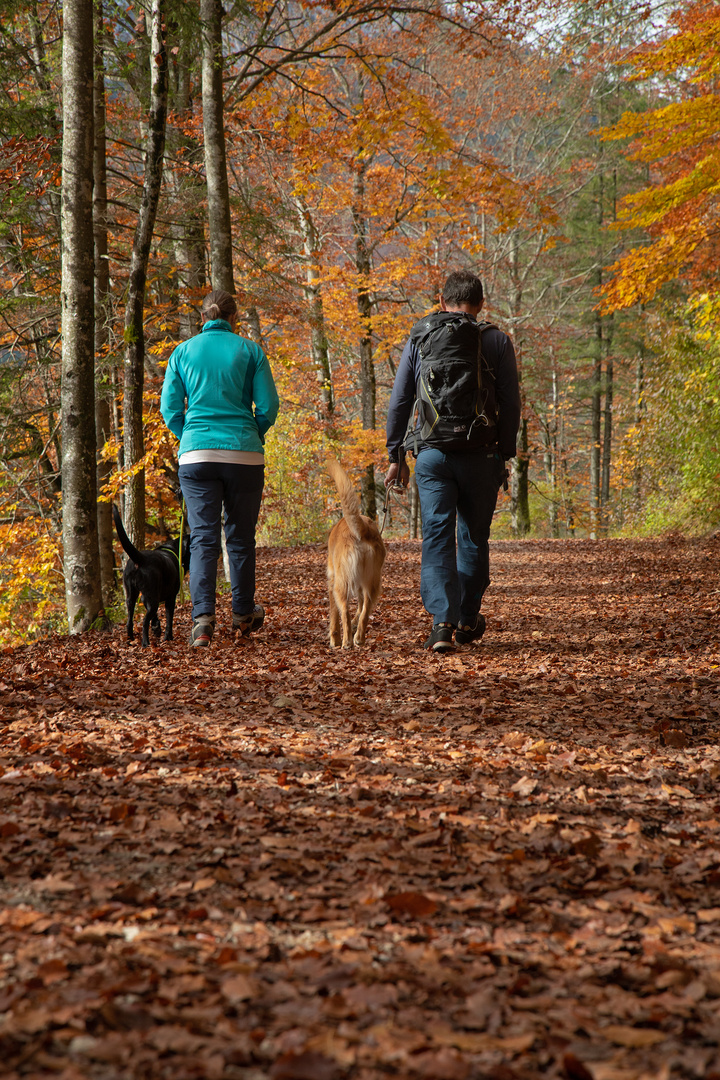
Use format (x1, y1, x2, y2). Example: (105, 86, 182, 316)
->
(1, 536, 720, 1080)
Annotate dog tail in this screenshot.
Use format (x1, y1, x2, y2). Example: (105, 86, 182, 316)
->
(112, 504, 145, 567)
(327, 458, 365, 541)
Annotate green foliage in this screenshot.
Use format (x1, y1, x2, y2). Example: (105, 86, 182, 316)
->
(619, 301, 720, 535)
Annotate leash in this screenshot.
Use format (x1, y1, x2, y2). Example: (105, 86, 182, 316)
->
(380, 484, 406, 535)
(176, 499, 186, 602)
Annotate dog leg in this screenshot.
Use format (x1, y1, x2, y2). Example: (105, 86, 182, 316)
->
(126, 586, 137, 641)
(354, 592, 369, 646)
(142, 605, 158, 647)
(164, 597, 176, 641)
(355, 571, 381, 647)
(328, 589, 342, 648)
(337, 589, 353, 649)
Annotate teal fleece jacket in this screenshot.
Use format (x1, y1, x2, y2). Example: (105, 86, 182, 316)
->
(160, 320, 279, 455)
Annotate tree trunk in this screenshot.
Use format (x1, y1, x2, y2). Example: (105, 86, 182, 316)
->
(244, 305, 264, 347)
(589, 309, 602, 540)
(123, 0, 168, 548)
(94, 4, 114, 609)
(511, 419, 530, 537)
(633, 346, 645, 514)
(562, 451, 575, 536)
(61, 0, 103, 633)
(294, 194, 334, 419)
(352, 161, 376, 520)
(509, 228, 530, 536)
(600, 165, 618, 529)
(175, 219, 206, 340)
(168, 17, 205, 340)
(27, 0, 61, 229)
(601, 348, 614, 513)
(541, 363, 560, 538)
(590, 153, 606, 539)
(201, 0, 234, 292)
(540, 420, 557, 538)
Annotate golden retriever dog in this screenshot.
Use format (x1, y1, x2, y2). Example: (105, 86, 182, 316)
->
(326, 458, 386, 648)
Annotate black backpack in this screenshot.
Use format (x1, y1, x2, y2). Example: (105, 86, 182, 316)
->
(404, 311, 498, 454)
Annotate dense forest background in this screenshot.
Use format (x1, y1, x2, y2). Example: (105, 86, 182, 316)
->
(1, 0, 718, 643)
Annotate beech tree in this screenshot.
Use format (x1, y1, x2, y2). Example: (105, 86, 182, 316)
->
(93, 1, 114, 606)
(122, 0, 169, 549)
(60, 0, 103, 631)
(201, 0, 234, 293)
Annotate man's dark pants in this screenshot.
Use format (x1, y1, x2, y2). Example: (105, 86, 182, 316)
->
(414, 447, 504, 627)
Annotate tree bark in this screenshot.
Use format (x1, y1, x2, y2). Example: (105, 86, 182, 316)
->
(94, 3, 114, 609)
(601, 345, 614, 512)
(589, 306, 603, 540)
(123, 0, 168, 548)
(508, 226, 530, 536)
(549, 364, 559, 537)
(168, 15, 206, 339)
(540, 416, 557, 538)
(632, 346, 645, 514)
(244, 305, 264, 346)
(201, 0, 234, 292)
(294, 194, 334, 419)
(590, 135, 607, 540)
(352, 160, 376, 519)
(511, 419, 530, 537)
(600, 164, 618, 526)
(61, 0, 103, 633)
(27, 0, 61, 229)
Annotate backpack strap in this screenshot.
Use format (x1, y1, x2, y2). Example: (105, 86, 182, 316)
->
(477, 320, 498, 420)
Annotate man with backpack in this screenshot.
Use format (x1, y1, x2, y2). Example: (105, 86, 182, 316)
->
(385, 270, 521, 653)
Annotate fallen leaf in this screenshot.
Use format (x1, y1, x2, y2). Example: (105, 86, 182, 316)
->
(385, 891, 438, 917)
(601, 1025, 666, 1048)
(192, 876, 216, 892)
(221, 974, 256, 1002)
(269, 1050, 340, 1079)
(563, 1052, 595, 1080)
(697, 908, 720, 923)
(511, 776, 538, 796)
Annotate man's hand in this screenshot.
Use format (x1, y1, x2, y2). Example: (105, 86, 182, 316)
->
(385, 460, 410, 489)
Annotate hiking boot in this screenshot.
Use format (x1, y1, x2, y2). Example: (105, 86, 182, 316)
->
(455, 613, 486, 646)
(425, 623, 456, 653)
(233, 603, 265, 637)
(191, 615, 214, 647)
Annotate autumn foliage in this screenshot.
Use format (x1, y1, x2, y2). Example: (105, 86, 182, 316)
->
(603, 1, 720, 309)
(3, 0, 720, 642)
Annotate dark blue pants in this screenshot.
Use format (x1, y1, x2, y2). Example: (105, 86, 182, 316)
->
(414, 447, 504, 626)
(179, 461, 264, 620)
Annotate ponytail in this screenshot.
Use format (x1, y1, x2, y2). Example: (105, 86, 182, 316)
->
(202, 289, 237, 323)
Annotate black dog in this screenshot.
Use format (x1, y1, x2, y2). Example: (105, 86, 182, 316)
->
(113, 505, 190, 646)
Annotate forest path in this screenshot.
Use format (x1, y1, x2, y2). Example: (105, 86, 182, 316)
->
(1, 537, 719, 1080)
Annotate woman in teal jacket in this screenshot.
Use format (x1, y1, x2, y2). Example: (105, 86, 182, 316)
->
(161, 289, 279, 646)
